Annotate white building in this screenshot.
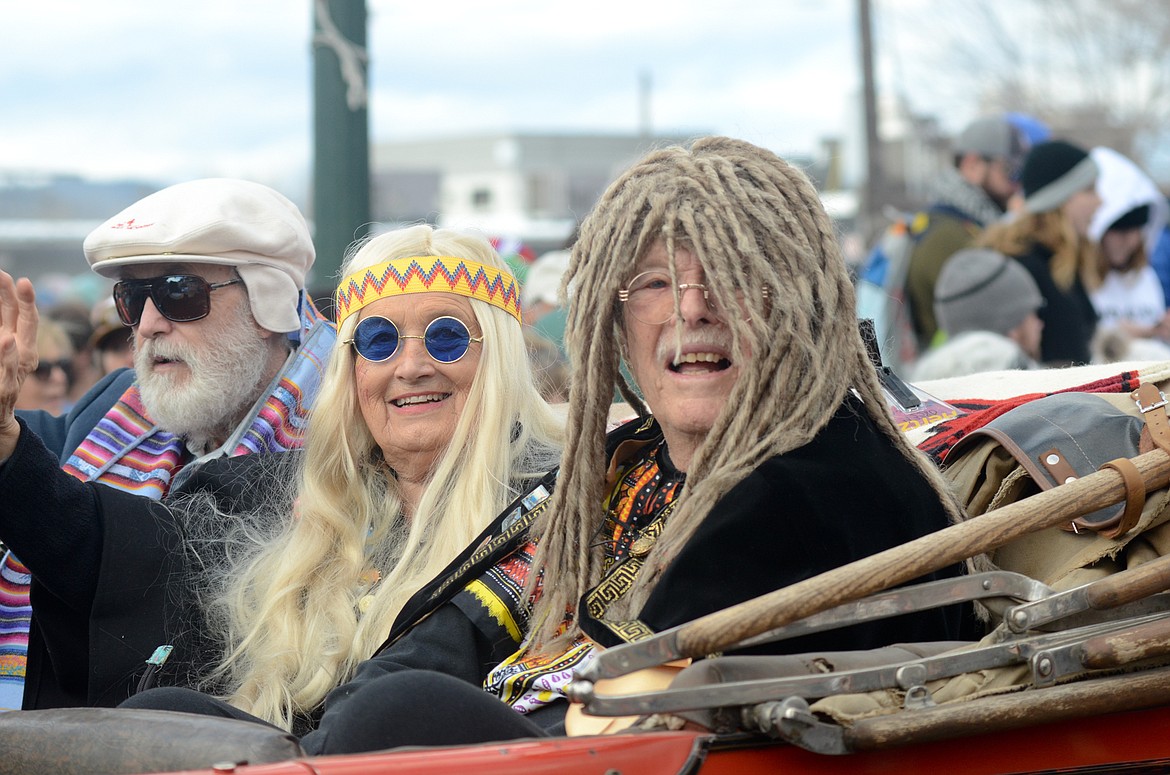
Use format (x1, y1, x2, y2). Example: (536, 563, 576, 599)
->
(371, 132, 697, 253)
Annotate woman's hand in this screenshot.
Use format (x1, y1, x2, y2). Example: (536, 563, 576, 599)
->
(0, 271, 40, 461)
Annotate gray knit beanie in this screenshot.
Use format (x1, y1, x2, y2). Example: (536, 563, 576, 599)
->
(934, 249, 1043, 336)
(954, 116, 1027, 172)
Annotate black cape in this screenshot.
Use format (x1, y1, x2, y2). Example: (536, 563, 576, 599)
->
(1, 419, 293, 709)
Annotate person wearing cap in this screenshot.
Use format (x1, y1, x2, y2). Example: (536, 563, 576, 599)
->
(978, 140, 1101, 366)
(904, 115, 1031, 348)
(911, 248, 1044, 381)
(523, 249, 570, 325)
(20, 177, 330, 466)
(0, 224, 563, 736)
(520, 248, 572, 401)
(87, 296, 134, 377)
(0, 178, 336, 712)
(44, 300, 100, 406)
(1085, 147, 1170, 342)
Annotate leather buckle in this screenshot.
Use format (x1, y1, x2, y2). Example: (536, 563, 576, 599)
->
(1135, 388, 1169, 414)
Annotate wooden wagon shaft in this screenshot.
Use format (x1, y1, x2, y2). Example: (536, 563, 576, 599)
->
(670, 447, 1170, 661)
(1082, 550, 1170, 610)
(842, 663, 1170, 753)
(1006, 552, 1170, 632)
(1080, 615, 1170, 670)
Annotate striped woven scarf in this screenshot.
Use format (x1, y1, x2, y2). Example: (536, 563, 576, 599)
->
(0, 557, 30, 711)
(60, 388, 186, 497)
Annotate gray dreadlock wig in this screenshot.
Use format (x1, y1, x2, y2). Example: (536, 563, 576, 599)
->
(527, 136, 963, 649)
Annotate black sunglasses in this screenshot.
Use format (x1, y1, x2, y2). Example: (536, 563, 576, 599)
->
(345, 315, 482, 364)
(112, 275, 243, 326)
(32, 358, 73, 383)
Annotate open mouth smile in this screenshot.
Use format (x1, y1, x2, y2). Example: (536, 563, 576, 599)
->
(668, 352, 732, 374)
(392, 392, 451, 408)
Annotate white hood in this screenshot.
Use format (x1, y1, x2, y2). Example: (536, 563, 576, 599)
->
(1089, 146, 1169, 254)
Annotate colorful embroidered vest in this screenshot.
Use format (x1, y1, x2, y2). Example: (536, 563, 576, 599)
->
(0, 296, 336, 710)
(481, 434, 682, 715)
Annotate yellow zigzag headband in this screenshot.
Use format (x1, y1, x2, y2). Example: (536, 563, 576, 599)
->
(335, 256, 523, 325)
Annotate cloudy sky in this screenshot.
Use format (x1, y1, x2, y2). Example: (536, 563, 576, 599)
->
(1, 0, 933, 194)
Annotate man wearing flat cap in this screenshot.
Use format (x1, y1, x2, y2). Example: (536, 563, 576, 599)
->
(1, 179, 335, 711)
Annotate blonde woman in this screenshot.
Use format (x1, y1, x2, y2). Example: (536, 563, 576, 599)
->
(14, 317, 73, 414)
(0, 224, 562, 733)
(977, 140, 1101, 366)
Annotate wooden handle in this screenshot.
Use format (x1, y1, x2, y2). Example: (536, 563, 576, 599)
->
(1084, 552, 1170, 610)
(846, 664, 1170, 752)
(1081, 616, 1170, 669)
(674, 448, 1170, 659)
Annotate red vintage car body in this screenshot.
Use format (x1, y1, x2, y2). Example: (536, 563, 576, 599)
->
(158, 703, 1170, 775)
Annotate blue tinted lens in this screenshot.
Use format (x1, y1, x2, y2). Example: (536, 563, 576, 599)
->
(425, 317, 472, 363)
(353, 316, 400, 361)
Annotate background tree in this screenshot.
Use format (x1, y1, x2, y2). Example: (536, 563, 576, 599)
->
(882, 0, 1170, 179)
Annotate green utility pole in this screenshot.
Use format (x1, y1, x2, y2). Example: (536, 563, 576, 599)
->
(312, 0, 370, 311)
(857, 0, 885, 246)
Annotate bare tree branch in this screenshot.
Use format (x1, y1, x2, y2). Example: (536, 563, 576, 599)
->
(883, 0, 1170, 164)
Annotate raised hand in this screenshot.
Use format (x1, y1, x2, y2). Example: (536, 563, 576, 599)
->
(0, 271, 40, 461)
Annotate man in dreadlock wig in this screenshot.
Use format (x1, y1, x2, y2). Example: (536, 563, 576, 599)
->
(523, 136, 971, 656)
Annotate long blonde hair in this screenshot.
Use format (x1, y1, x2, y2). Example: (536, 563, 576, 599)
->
(978, 210, 1098, 291)
(527, 136, 962, 649)
(197, 225, 563, 729)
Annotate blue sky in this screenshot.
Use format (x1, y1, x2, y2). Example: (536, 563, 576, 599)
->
(1, 0, 874, 192)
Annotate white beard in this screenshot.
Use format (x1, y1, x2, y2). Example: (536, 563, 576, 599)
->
(134, 301, 279, 450)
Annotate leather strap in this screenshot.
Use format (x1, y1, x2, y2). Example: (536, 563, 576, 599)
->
(1098, 457, 1145, 539)
(1133, 384, 1170, 455)
(1140, 426, 1154, 455)
(1039, 447, 1079, 486)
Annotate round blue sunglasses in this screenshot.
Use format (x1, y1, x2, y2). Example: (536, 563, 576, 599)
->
(345, 315, 483, 363)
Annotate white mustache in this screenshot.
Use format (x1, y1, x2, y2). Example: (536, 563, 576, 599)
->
(655, 331, 733, 363)
(137, 339, 192, 364)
